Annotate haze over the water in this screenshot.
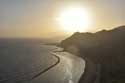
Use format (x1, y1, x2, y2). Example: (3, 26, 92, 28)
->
(0, 0, 124, 39)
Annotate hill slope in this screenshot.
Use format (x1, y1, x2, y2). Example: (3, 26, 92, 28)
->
(60, 26, 125, 83)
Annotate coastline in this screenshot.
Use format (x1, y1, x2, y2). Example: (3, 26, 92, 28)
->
(50, 44, 100, 83)
(51, 45, 86, 83)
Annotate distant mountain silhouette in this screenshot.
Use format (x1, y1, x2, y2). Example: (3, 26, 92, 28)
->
(60, 25, 125, 83)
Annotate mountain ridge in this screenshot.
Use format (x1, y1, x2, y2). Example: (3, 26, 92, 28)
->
(60, 25, 125, 83)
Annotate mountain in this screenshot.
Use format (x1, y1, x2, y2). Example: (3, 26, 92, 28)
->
(60, 26, 125, 83)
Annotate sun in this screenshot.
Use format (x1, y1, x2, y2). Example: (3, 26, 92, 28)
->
(57, 6, 92, 33)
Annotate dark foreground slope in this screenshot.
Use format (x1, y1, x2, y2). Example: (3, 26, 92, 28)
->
(60, 26, 125, 83)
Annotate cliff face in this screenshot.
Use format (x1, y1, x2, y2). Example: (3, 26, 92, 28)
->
(60, 26, 125, 82)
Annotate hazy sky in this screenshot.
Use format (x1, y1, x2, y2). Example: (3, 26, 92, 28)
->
(0, 0, 125, 38)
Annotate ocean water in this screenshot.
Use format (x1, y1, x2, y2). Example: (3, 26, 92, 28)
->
(0, 39, 85, 83)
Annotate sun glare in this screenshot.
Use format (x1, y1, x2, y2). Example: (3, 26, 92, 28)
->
(57, 6, 92, 33)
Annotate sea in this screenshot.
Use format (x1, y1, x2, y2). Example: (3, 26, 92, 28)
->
(0, 38, 85, 83)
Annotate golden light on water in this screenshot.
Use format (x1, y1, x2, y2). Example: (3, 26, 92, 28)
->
(57, 6, 92, 33)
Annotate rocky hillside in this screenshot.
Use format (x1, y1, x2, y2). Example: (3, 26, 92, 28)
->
(60, 26, 125, 83)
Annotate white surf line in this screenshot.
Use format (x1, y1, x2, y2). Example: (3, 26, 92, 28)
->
(61, 54, 74, 83)
(51, 52, 74, 83)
